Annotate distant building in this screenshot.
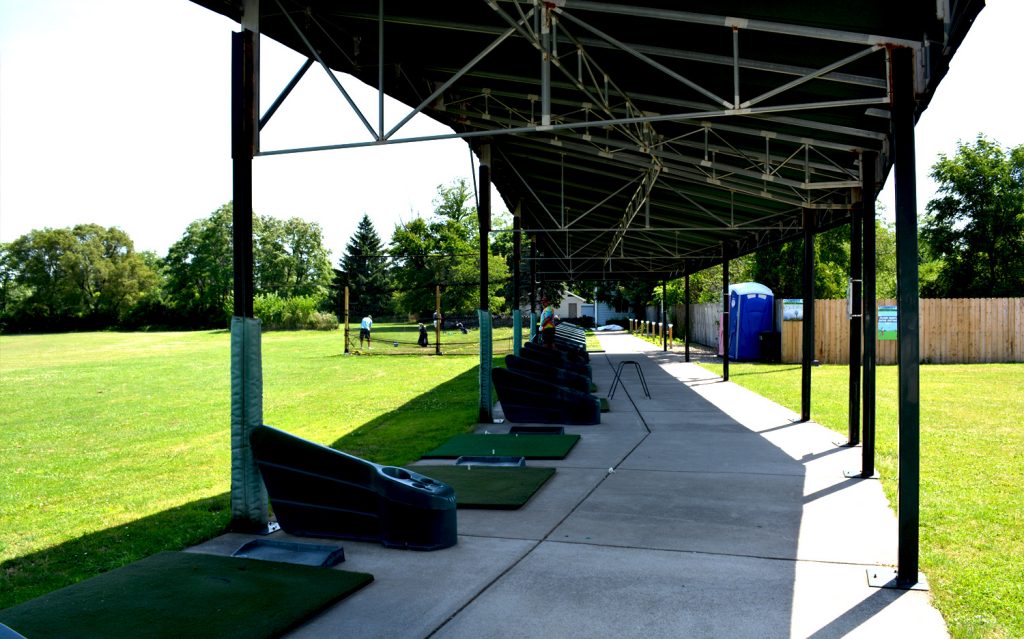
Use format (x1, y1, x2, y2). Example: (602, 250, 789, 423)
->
(522, 290, 624, 325)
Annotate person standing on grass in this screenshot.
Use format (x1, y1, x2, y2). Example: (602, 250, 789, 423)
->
(540, 296, 557, 348)
(360, 314, 373, 349)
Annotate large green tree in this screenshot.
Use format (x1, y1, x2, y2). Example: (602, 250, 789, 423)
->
(164, 204, 235, 326)
(255, 216, 333, 300)
(1, 224, 158, 331)
(334, 214, 391, 317)
(390, 179, 508, 317)
(164, 203, 335, 327)
(920, 135, 1024, 297)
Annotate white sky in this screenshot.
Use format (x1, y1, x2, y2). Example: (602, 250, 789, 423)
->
(1, 0, 1022, 261)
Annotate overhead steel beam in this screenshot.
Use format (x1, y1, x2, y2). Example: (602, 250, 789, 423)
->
(334, 9, 889, 89)
(274, 0, 378, 140)
(548, 0, 923, 49)
(383, 14, 529, 140)
(256, 94, 889, 156)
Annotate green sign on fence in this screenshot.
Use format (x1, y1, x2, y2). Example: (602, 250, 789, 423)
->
(878, 305, 898, 341)
(783, 299, 803, 321)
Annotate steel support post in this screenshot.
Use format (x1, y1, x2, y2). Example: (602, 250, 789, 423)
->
(662, 280, 668, 351)
(893, 47, 921, 589)
(232, 30, 256, 319)
(540, 3, 552, 126)
(862, 151, 879, 478)
(801, 208, 816, 422)
(722, 248, 730, 381)
(848, 193, 863, 446)
(529, 235, 537, 314)
(478, 144, 492, 423)
(229, 25, 266, 532)
(512, 207, 522, 355)
(479, 157, 491, 312)
(684, 274, 691, 362)
(513, 211, 521, 312)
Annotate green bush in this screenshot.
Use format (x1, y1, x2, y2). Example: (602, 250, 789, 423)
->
(254, 294, 336, 330)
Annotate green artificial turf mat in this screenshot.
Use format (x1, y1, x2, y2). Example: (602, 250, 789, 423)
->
(0, 551, 373, 639)
(421, 433, 581, 459)
(417, 466, 556, 509)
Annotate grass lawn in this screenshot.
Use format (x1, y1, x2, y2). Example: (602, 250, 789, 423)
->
(344, 321, 529, 356)
(0, 326, 496, 609)
(699, 361, 1024, 639)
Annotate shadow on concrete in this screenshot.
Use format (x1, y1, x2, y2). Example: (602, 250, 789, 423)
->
(806, 587, 910, 638)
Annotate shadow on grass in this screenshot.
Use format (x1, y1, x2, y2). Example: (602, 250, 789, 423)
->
(723, 365, 803, 377)
(1, 495, 232, 610)
(1, 363, 491, 611)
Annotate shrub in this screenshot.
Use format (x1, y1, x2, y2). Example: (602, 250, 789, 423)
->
(309, 311, 339, 331)
(254, 294, 336, 330)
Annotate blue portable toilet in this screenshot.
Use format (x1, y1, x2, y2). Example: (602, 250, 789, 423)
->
(727, 282, 774, 361)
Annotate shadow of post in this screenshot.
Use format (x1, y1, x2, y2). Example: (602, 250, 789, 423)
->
(2, 363, 493, 610)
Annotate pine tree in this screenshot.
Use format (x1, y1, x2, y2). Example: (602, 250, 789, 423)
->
(335, 214, 391, 318)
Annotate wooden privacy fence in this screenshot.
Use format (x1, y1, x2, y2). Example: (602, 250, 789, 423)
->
(670, 303, 720, 349)
(667, 298, 1023, 364)
(783, 298, 1023, 364)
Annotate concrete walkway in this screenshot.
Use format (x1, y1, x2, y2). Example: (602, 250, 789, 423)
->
(191, 332, 947, 638)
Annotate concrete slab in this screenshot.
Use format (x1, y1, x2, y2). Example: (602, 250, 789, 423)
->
(189, 532, 536, 639)
(789, 560, 948, 638)
(435, 541, 798, 639)
(550, 468, 804, 559)
(619, 430, 804, 476)
(185, 332, 947, 638)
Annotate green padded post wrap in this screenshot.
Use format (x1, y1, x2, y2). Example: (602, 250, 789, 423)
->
(230, 316, 268, 528)
(478, 310, 493, 422)
(512, 309, 522, 355)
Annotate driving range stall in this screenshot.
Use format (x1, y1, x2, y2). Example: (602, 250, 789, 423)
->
(188, 0, 983, 611)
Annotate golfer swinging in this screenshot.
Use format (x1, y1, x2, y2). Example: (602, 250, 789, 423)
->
(360, 314, 373, 349)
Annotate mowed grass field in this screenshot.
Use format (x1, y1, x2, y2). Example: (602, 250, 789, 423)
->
(700, 361, 1024, 639)
(0, 326, 503, 608)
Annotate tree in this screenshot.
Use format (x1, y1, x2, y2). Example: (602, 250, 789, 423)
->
(255, 216, 333, 300)
(921, 135, 1024, 297)
(335, 214, 391, 317)
(749, 228, 848, 300)
(390, 179, 509, 317)
(164, 203, 336, 327)
(164, 204, 235, 326)
(1, 225, 158, 331)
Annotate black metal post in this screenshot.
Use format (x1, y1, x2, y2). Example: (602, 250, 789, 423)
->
(232, 29, 255, 318)
(722, 247, 730, 381)
(478, 145, 492, 424)
(684, 274, 691, 362)
(893, 47, 921, 588)
(801, 208, 816, 422)
(662, 280, 668, 351)
(478, 154, 491, 313)
(848, 194, 863, 446)
(512, 210, 521, 310)
(862, 151, 879, 478)
(529, 235, 537, 315)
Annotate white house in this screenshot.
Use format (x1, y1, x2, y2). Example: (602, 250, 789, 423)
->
(520, 291, 587, 319)
(522, 291, 624, 325)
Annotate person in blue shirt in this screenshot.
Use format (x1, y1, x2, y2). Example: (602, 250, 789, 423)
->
(360, 315, 373, 349)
